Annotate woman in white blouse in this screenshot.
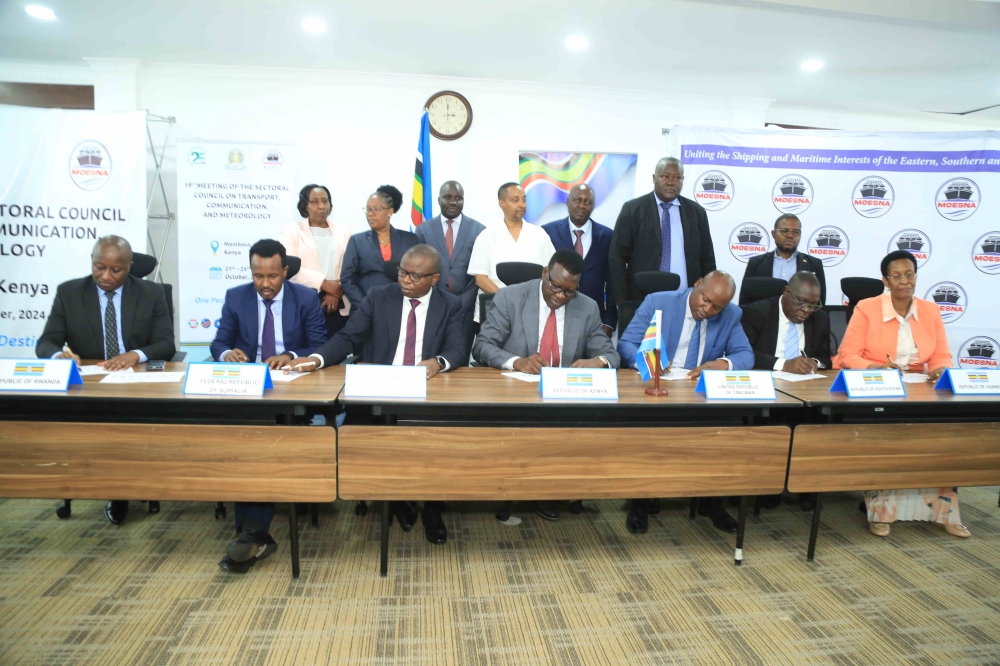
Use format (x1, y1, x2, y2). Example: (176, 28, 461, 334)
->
(279, 184, 353, 335)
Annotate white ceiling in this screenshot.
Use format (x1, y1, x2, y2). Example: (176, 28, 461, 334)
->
(1, 0, 999, 121)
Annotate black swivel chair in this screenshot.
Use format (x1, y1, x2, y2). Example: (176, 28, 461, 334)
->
(841, 277, 884, 324)
(616, 271, 682, 340)
(740, 277, 788, 305)
(286, 255, 302, 280)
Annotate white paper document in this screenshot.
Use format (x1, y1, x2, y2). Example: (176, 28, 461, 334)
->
(660, 367, 691, 381)
(100, 372, 186, 384)
(771, 371, 825, 382)
(271, 371, 307, 382)
(79, 365, 134, 376)
(502, 371, 541, 383)
(901, 373, 930, 384)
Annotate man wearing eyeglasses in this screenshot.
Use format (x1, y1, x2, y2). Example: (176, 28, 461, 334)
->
(739, 214, 827, 306)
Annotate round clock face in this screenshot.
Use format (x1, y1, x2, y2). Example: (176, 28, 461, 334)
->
(426, 91, 472, 140)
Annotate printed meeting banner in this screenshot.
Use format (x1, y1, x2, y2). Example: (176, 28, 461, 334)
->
(176, 140, 296, 348)
(672, 126, 1000, 367)
(0, 106, 147, 358)
(519, 152, 638, 226)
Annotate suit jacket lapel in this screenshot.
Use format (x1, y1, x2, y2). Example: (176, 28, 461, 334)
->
(427, 218, 451, 274)
(367, 230, 383, 266)
(561, 299, 581, 365)
(767, 298, 781, 354)
(245, 287, 259, 361)
(82, 277, 103, 346)
(423, 289, 444, 359)
(759, 252, 775, 277)
(386, 287, 403, 359)
(280, 282, 295, 348)
(665, 293, 687, 362)
(120, 277, 137, 346)
(522, 282, 541, 354)
(452, 217, 475, 258)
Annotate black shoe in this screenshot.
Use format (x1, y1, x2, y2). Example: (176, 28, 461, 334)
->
(218, 556, 255, 574)
(422, 508, 447, 545)
(698, 499, 738, 533)
(104, 500, 128, 525)
(534, 501, 560, 521)
(391, 501, 418, 532)
(626, 509, 648, 535)
(761, 494, 782, 510)
(226, 530, 278, 563)
(799, 493, 817, 512)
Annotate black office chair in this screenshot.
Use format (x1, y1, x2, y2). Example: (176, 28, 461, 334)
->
(286, 255, 302, 280)
(616, 271, 681, 341)
(496, 262, 543, 286)
(841, 277, 884, 324)
(740, 277, 788, 305)
(383, 259, 400, 282)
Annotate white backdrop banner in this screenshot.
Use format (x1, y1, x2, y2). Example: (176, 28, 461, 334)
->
(673, 126, 1000, 369)
(0, 106, 147, 358)
(176, 140, 296, 347)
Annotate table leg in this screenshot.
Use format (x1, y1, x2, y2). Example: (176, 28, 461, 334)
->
(735, 496, 748, 566)
(807, 493, 823, 562)
(380, 500, 390, 578)
(289, 502, 300, 579)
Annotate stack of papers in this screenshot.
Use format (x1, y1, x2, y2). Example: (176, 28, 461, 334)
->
(100, 372, 186, 384)
(771, 371, 824, 382)
(271, 371, 307, 383)
(660, 367, 691, 381)
(501, 371, 541, 383)
(79, 365, 134, 376)
(901, 373, 929, 384)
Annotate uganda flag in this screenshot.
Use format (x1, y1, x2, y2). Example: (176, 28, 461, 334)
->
(410, 111, 433, 227)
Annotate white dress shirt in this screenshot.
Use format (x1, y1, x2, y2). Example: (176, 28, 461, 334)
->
(468, 221, 557, 322)
(502, 282, 565, 370)
(220, 284, 296, 362)
(670, 301, 733, 370)
(887, 298, 919, 366)
(441, 213, 463, 244)
(392, 289, 433, 366)
(653, 193, 688, 291)
(772, 302, 806, 370)
(568, 218, 593, 258)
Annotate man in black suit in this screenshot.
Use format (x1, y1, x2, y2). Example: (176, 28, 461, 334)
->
(287, 244, 465, 546)
(609, 157, 716, 303)
(739, 213, 827, 306)
(740, 271, 830, 511)
(36, 235, 175, 525)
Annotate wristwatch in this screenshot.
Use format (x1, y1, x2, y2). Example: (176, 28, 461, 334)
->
(435, 356, 447, 371)
(598, 355, 610, 368)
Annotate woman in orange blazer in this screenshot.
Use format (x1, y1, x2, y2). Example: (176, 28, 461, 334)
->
(280, 184, 353, 336)
(834, 250, 967, 539)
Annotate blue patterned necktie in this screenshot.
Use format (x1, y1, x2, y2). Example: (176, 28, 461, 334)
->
(684, 319, 702, 369)
(659, 202, 672, 272)
(104, 290, 120, 359)
(261, 299, 277, 361)
(784, 321, 800, 360)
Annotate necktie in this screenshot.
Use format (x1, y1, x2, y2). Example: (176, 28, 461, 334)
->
(784, 321, 800, 360)
(103, 291, 120, 359)
(659, 201, 672, 272)
(445, 220, 455, 292)
(574, 229, 584, 257)
(684, 319, 703, 369)
(403, 299, 419, 366)
(261, 299, 277, 361)
(539, 309, 560, 367)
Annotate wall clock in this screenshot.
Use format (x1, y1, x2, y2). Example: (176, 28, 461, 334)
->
(425, 90, 473, 141)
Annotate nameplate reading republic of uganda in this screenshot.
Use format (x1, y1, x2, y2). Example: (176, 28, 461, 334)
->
(538, 367, 618, 400)
(0, 358, 82, 392)
(695, 370, 776, 400)
(934, 368, 1000, 395)
(183, 362, 273, 396)
(829, 369, 905, 398)
(344, 364, 427, 399)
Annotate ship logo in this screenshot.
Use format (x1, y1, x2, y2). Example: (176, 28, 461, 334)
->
(771, 174, 813, 214)
(971, 231, 1000, 275)
(693, 170, 734, 211)
(68, 140, 112, 191)
(225, 149, 246, 170)
(925, 282, 967, 323)
(935, 178, 979, 221)
(852, 175, 894, 218)
(13, 363, 46, 376)
(888, 229, 931, 267)
(807, 226, 850, 267)
(728, 222, 771, 263)
(959, 336, 1000, 369)
(262, 150, 284, 171)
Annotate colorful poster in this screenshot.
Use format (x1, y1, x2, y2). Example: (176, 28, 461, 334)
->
(518, 152, 638, 226)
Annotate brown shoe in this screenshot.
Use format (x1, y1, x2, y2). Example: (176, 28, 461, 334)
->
(943, 523, 971, 538)
(869, 522, 890, 537)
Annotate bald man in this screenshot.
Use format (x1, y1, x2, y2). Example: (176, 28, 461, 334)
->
(609, 157, 716, 304)
(36, 235, 175, 525)
(617, 270, 753, 535)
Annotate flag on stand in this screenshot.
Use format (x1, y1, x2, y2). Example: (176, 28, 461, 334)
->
(410, 110, 432, 227)
(635, 309, 668, 382)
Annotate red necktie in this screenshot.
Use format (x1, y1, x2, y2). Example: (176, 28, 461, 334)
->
(574, 229, 584, 257)
(446, 220, 455, 292)
(539, 308, 560, 367)
(403, 299, 419, 365)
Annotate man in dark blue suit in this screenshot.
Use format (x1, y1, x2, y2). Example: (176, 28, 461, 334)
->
(542, 183, 616, 336)
(288, 244, 466, 545)
(617, 271, 754, 535)
(414, 181, 485, 359)
(212, 239, 328, 574)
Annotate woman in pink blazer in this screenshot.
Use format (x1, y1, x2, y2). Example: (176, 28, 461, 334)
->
(280, 184, 353, 335)
(834, 250, 967, 539)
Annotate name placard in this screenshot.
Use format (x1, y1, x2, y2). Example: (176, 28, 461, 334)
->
(0, 358, 82, 392)
(183, 362, 273, 396)
(694, 370, 776, 400)
(829, 369, 905, 398)
(934, 368, 1000, 395)
(538, 367, 618, 400)
(344, 364, 427, 399)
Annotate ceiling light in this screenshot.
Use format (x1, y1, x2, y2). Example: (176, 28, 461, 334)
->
(801, 59, 824, 73)
(565, 35, 589, 52)
(25, 5, 56, 20)
(302, 17, 327, 34)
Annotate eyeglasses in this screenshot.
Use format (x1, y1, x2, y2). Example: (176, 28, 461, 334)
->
(546, 280, 578, 297)
(886, 272, 915, 283)
(362, 206, 391, 215)
(397, 267, 438, 282)
(788, 291, 822, 311)
(776, 228, 801, 237)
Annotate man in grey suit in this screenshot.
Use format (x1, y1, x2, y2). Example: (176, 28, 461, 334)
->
(473, 248, 620, 521)
(415, 181, 485, 361)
